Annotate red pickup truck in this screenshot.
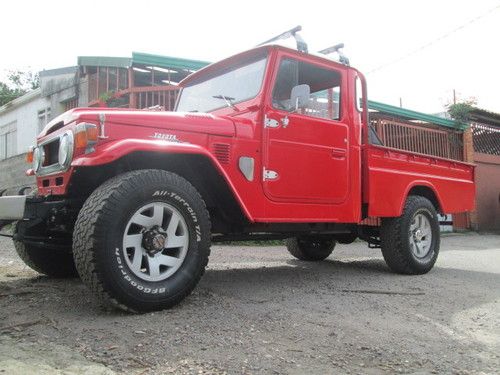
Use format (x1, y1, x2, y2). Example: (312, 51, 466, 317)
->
(0, 42, 475, 312)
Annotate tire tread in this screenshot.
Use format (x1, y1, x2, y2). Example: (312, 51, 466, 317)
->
(380, 195, 439, 275)
(73, 169, 211, 312)
(14, 240, 77, 278)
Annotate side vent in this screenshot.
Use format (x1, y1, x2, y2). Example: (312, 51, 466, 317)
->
(212, 143, 231, 165)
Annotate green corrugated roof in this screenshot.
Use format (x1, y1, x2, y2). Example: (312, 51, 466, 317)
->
(77, 56, 132, 68)
(367, 100, 462, 129)
(77, 52, 210, 71)
(132, 52, 210, 71)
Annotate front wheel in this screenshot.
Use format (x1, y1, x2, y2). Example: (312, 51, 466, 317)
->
(73, 170, 211, 312)
(381, 195, 440, 275)
(14, 240, 77, 278)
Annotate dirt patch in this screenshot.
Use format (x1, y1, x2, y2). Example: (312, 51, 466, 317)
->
(0, 234, 499, 374)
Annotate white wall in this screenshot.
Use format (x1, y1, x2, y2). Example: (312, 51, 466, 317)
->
(0, 90, 51, 158)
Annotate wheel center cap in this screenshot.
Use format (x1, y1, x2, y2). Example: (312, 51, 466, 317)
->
(152, 234, 166, 250)
(142, 228, 167, 255)
(415, 229, 423, 242)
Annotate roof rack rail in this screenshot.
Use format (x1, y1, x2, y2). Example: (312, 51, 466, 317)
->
(318, 43, 350, 66)
(257, 25, 308, 53)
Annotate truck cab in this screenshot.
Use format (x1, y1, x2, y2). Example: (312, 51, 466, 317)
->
(0, 41, 475, 312)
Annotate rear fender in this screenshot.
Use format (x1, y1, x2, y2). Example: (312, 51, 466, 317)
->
(400, 181, 444, 215)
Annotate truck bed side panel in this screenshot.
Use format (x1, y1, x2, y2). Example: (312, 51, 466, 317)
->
(366, 145, 475, 217)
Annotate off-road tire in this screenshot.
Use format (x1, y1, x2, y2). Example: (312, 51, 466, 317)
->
(286, 237, 336, 261)
(14, 240, 78, 278)
(381, 195, 440, 275)
(72, 170, 211, 312)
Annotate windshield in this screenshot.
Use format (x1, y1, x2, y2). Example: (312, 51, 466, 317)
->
(176, 57, 267, 113)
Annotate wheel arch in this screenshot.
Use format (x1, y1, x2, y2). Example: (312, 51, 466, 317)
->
(69, 150, 252, 233)
(404, 183, 444, 214)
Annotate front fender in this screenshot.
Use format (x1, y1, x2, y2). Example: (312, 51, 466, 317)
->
(71, 139, 254, 221)
(72, 139, 212, 167)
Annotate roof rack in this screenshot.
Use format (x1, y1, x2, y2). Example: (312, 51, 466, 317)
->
(257, 25, 308, 53)
(318, 43, 350, 66)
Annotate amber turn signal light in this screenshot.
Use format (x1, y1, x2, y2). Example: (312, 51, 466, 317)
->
(74, 123, 98, 149)
(26, 147, 34, 163)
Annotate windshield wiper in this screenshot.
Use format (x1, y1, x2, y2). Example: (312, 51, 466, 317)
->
(212, 95, 240, 111)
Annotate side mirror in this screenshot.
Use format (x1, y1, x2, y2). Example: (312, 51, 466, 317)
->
(290, 84, 310, 111)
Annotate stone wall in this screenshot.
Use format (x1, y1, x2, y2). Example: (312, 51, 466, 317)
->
(0, 153, 35, 195)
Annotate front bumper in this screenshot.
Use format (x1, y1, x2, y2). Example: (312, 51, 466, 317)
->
(0, 196, 27, 220)
(0, 195, 78, 247)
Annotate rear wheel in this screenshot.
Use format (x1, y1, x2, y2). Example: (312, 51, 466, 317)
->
(381, 195, 440, 274)
(14, 240, 77, 278)
(286, 236, 336, 261)
(73, 169, 211, 312)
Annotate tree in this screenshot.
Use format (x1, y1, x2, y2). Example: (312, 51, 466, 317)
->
(446, 97, 477, 127)
(0, 70, 40, 106)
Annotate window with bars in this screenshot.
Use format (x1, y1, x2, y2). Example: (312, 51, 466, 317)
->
(472, 122, 500, 155)
(64, 98, 79, 111)
(0, 122, 17, 160)
(88, 67, 129, 103)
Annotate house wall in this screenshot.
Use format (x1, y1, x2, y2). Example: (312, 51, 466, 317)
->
(40, 67, 79, 114)
(0, 91, 50, 194)
(0, 92, 50, 156)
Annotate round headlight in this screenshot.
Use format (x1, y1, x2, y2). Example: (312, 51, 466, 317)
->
(32, 147, 44, 172)
(58, 133, 72, 166)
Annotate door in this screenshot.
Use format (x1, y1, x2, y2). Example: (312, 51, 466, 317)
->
(263, 57, 349, 204)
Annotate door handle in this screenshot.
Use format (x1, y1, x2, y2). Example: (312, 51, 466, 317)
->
(331, 148, 346, 159)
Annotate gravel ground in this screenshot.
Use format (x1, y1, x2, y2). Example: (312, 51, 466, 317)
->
(0, 232, 499, 374)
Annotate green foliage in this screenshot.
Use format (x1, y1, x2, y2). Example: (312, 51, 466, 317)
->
(0, 70, 40, 106)
(7, 70, 40, 91)
(98, 90, 115, 103)
(446, 98, 477, 127)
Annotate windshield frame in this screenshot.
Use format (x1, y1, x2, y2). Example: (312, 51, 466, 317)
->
(175, 51, 269, 113)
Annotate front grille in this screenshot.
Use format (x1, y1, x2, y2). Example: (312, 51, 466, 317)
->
(43, 138, 60, 166)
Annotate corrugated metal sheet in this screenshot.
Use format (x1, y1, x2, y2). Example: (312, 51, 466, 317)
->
(131, 52, 210, 71)
(368, 100, 460, 129)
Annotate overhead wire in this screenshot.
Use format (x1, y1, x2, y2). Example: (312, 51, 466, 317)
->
(366, 3, 500, 74)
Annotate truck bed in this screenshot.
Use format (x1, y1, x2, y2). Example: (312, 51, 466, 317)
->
(365, 144, 475, 217)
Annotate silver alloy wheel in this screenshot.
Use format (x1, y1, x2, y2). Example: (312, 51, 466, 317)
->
(122, 202, 189, 282)
(409, 213, 433, 258)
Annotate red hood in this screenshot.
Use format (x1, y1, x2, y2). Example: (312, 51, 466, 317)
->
(41, 108, 236, 137)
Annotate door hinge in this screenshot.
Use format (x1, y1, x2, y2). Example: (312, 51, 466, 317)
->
(263, 168, 279, 181)
(264, 115, 280, 128)
(281, 116, 289, 128)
